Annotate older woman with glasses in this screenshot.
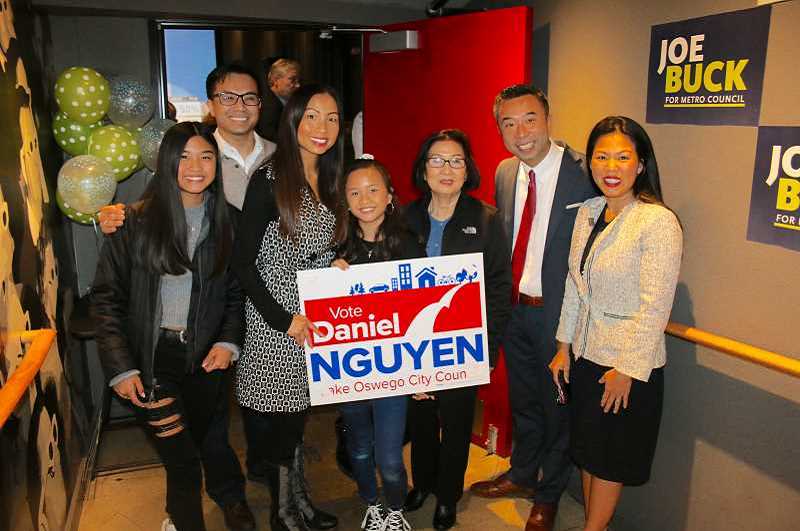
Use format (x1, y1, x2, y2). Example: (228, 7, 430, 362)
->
(402, 129, 512, 530)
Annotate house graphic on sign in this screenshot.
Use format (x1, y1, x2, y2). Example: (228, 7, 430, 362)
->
(415, 267, 437, 288)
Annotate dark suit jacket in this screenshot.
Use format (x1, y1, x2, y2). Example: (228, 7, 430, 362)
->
(494, 142, 597, 347)
(256, 89, 284, 143)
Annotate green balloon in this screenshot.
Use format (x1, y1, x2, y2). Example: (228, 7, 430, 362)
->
(52, 111, 102, 156)
(88, 125, 142, 181)
(54, 66, 110, 125)
(56, 190, 97, 225)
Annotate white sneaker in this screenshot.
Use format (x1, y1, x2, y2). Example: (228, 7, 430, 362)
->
(160, 518, 177, 531)
(381, 509, 411, 531)
(361, 503, 385, 531)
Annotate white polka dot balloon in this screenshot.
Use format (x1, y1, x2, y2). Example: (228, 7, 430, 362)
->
(54, 66, 110, 125)
(88, 125, 142, 182)
(52, 111, 102, 156)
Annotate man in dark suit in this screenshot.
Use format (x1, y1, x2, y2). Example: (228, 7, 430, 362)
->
(470, 85, 597, 531)
(256, 58, 300, 142)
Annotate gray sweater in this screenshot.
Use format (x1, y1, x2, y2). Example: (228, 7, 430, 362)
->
(160, 203, 206, 328)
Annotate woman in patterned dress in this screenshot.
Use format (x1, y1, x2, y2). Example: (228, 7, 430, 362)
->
(232, 84, 343, 531)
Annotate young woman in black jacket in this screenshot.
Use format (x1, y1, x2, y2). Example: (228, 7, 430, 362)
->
(92, 122, 243, 531)
(402, 129, 512, 530)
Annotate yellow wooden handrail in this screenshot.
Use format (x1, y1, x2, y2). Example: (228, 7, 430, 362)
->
(666, 322, 800, 378)
(0, 329, 57, 428)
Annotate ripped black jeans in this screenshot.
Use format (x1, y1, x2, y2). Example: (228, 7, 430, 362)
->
(135, 333, 224, 531)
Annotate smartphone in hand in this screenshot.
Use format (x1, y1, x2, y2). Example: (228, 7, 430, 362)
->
(555, 372, 570, 405)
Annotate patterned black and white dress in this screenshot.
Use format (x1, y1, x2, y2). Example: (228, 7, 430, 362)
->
(234, 162, 336, 412)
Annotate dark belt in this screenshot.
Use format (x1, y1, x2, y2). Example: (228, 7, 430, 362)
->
(518, 294, 544, 307)
(159, 327, 187, 344)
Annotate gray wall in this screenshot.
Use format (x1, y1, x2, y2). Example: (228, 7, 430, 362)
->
(528, 0, 800, 529)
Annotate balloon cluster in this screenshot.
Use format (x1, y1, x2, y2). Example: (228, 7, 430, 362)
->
(52, 67, 175, 223)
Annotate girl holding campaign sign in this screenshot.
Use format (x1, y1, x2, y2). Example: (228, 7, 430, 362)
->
(333, 157, 425, 531)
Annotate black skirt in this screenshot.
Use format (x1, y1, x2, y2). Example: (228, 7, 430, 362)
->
(569, 356, 664, 486)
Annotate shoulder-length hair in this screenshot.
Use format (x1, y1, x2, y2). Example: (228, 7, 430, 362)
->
(335, 158, 405, 262)
(272, 84, 344, 239)
(586, 116, 665, 205)
(135, 121, 232, 277)
(411, 129, 481, 194)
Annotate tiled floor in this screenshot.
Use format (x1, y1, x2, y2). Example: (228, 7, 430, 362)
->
(80, 406, 586, 530)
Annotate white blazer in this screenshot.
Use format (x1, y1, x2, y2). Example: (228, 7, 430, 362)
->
(555, 196, 683, 381)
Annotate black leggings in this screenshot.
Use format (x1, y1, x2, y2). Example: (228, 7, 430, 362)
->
(134, 336, 224, 531)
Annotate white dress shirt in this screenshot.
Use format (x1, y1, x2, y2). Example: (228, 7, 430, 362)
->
(214, 129, 266, 176)
(512, 141, 564, 297)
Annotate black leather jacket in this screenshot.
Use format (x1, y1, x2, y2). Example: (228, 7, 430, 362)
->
(404, 192, 512, 365)
(92, 199, 244, 388)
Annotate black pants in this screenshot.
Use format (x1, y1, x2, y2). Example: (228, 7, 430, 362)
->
(200, 371, 247, 507)
(135, 336, 225, 531)
(504, 304, 571, 504)
(407, 386, 478, 506)
(241, 407, 308, 471)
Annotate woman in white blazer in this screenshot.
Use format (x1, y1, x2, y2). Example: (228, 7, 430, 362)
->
(549, 116, 682, 531)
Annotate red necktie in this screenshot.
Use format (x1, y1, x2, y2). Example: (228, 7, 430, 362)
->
(511, 170, 536, 303)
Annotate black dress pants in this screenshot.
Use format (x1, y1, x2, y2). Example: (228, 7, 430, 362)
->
(504, 304, 571, 504)
(135, 335, 225, 531)
(407, 385, 478, 506)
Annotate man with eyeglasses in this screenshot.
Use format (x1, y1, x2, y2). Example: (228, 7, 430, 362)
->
(257, 58, 301, 143)
(207, 63, 277, 211)
(468, 85, 597, 531)
(97, 63, 273, 531)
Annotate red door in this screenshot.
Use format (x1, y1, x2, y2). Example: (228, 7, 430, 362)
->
(363, 6, 533, 456)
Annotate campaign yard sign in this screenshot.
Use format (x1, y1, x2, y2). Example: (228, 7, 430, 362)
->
(297, 253, 489, 405)
(747, 127, 800, 252)
(646, 6, 770, 126)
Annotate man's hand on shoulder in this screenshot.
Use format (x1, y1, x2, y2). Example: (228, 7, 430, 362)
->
(98, 203, 126, 234)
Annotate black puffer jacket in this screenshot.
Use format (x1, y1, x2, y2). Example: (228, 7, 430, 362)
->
(92, 198, 244, 388)
(404, 192, 512, 365)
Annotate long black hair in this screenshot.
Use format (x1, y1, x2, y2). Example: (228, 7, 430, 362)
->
(272, 83, 344, 239)
(335, 158, 405, 262)
(411, 129, 481, 194)
(586, 116, 664, 205)
(135, 121, 232, 277)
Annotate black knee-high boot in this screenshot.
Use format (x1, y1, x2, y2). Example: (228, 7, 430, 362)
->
(267, 462, 310, 531)
(291, 444, 338, 529)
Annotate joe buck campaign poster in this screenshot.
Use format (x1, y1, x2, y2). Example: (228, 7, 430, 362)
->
(746, 127, 800, 252)
(297, 253, 489, 405)
(645, 6, 770, 126)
